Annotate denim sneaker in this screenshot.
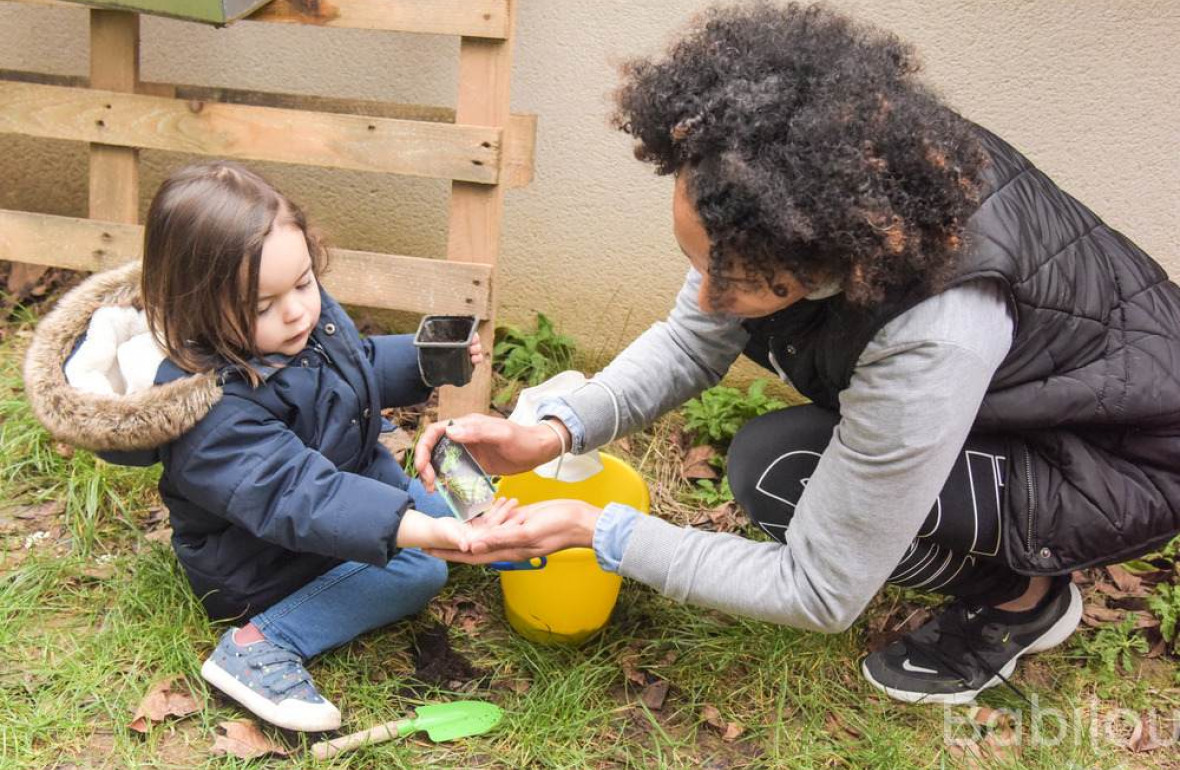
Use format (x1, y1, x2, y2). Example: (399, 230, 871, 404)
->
(861, 578, 1082, 705)
(200, 628, 341, 732)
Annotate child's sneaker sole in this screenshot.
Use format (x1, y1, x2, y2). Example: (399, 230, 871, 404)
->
(201, 657, 341, 732)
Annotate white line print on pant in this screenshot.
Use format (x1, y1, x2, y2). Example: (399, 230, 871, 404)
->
(892, 543, 941, 585)
(965, 450, 1003, 557)
(754, 450, 822, 509)
(928, 554, 975, 592)
(917, 496, 942, 539)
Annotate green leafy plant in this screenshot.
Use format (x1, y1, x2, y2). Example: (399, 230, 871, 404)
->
(686, 477, 734, 507)
(1076, 616, 1149, 675)
(682, 380, 786, 447)
(1120, 534, 1180, 573)
(1148, 583, 1180, 653)
(492, 313, 577, 404)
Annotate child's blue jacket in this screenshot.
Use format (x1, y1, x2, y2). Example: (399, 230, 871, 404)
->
(25, 262, 435, 620)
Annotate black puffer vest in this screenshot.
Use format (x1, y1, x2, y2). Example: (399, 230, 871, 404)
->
(743, 125, 1180, 576)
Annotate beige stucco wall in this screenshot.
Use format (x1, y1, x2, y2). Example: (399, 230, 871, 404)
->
(1, 1, 1177, 362)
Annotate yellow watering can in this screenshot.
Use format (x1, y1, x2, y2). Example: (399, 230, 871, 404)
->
(493, 454, 650, 645)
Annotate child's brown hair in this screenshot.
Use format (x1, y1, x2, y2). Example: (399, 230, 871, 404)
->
(141, 161, 329, 383)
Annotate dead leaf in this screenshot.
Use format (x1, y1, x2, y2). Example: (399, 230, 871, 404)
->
(722, 722, 744, 742)
(864, 604, 933, 653)
(1127, 712, 1173, 753)
(688, 501, 744, 534)
(701, 704, 743, 741)
(12, 501, 65, 521)
(1082, 603, 1126, 627)
(639, 680, 670, 711)
(947, 728, 1021, 769)
(1108, 593, 1149, 612)
(505, 678, 531, 695)
(433, 593, 491, 637)
(1093, 581, 1130, 600)
(128, 676, 201, 733)
(968, 706, 1012, 731)
(824, 711, 862, 741)
(708, 502, 743, 533)
(140, 507, 168, 529)
(614, 436, 633, 453)
(681, 445, 720, 481)
(619, 645, 649, 687)
(210, 720, 289, 759)
(378, 430, 415, 463)
(145, 526, 173, 544)
(1132, 612, 1160, 631)
(1106, 564, 1144, 595)
(53, 442, 75, 460)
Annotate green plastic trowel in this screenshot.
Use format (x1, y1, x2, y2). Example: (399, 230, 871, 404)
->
(311, 701, 503, 759)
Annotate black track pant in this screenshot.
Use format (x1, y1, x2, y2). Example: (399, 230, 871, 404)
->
(727, 405, 1030, 606)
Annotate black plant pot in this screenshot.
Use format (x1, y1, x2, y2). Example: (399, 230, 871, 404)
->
(414, 315, 477, 387)
(430, 436, 497, 521)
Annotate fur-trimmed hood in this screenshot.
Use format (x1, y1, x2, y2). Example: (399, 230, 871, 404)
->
(24, 261, 222, 453)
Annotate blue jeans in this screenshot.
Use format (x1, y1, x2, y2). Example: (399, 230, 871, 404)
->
(251, 479, 451, 660)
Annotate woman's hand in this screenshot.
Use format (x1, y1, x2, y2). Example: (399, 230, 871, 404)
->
(424, 499, 600, 564)
(413, 413, 570, 493)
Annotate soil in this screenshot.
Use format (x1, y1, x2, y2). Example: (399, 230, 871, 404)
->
(411, 622, 485, 690)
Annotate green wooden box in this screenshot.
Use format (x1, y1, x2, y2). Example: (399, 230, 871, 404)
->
(59, 0, 274, 25)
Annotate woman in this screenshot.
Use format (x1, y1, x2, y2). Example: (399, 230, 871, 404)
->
(416, 2, 1180, 705)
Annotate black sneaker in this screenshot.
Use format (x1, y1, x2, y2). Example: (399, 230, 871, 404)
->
(861, 578, 1082, 704)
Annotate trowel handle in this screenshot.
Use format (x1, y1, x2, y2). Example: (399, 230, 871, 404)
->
(310, 717, 415, 760)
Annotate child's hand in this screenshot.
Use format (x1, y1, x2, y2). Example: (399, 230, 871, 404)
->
(397, 508, 472, 552)
(469, 333, 485, 367)
(426, 516, 473, 552)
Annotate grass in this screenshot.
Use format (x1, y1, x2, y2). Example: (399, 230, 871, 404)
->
(1, 297, 1177, 769)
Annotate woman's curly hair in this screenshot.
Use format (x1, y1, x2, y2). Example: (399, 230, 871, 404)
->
(614, 2, 987, 306)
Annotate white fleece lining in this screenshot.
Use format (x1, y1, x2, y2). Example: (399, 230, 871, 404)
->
(63, 306, 166, 397)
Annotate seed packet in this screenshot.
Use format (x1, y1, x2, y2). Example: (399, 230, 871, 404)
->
(430, 436, 497, 522)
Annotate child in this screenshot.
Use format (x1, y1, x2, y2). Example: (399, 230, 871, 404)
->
(24, 161, 480, 732)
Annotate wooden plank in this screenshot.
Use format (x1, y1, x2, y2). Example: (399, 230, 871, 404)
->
(440, 4, 516, 417)
(326, 246, 490, 317)
(89, 9, 140, 225)
(502, 112, 535, 189)
(0, 70, 536, 187)
(0, 80, 502, 183)
(0, 209, 493, 316)
(245, 0, 508, 38)
(0, 0, 510, 37)
(0, 209, 142, 274)
(0, 8, 141, 292)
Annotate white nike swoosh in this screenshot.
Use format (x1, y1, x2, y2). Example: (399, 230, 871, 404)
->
(901, 659, 940, 675)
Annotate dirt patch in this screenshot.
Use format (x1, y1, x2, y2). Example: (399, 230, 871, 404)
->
(410, 622, 486, 691)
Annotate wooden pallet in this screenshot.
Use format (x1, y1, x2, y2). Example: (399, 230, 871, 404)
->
(0, 0, 534, 417)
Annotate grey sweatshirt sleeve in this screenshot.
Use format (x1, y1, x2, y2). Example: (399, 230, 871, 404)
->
(615, 280, 1014, 633)
(546, 269, 749, 451)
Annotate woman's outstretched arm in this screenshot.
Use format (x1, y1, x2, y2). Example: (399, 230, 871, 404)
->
(540, 268, 749, 453)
